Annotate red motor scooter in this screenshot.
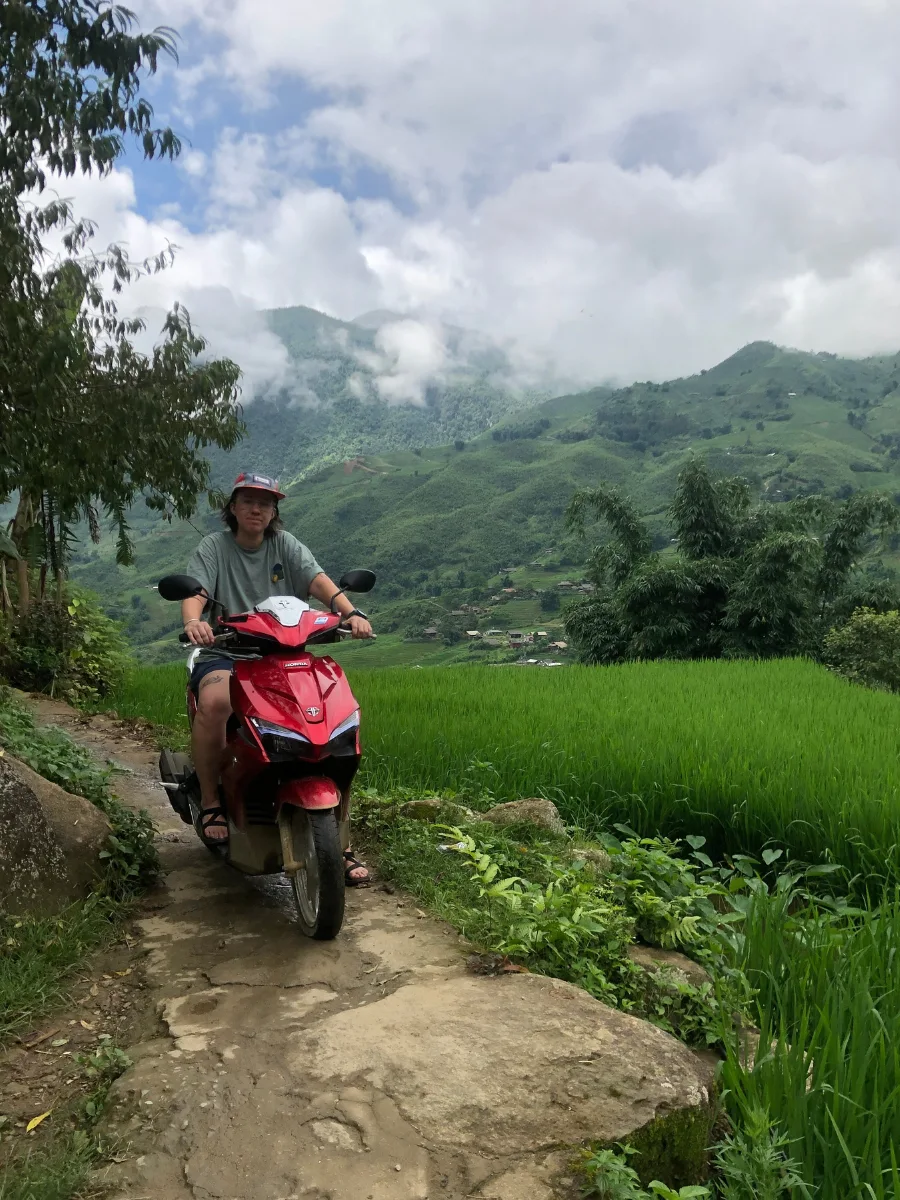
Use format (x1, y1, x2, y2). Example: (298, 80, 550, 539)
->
(156, 569, 376, 940)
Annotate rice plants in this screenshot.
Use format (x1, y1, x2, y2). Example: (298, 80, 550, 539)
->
(722, 888, 900, 1198)
(100, 661, 188, 731)
(350, 658, 900, 883)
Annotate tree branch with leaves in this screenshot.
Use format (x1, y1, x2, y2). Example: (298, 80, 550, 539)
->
(0, 1, 244, 620)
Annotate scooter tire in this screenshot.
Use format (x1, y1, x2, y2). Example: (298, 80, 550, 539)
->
(288, 808, 345, 941)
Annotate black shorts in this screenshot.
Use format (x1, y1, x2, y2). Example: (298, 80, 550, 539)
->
(189, 656, 234, 696)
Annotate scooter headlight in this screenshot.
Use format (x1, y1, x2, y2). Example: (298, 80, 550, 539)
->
(249, 717, 311, 759)
(328, 710, 360, 740)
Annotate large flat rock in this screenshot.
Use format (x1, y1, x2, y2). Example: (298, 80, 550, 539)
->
(291, 971, 715, 1158)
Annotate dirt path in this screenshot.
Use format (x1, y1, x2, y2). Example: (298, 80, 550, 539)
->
(25, 700, 566, 1199)
(26, 698, 714, 1200)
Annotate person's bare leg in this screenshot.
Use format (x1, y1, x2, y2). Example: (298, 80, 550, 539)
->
(192, 672, 232, 840)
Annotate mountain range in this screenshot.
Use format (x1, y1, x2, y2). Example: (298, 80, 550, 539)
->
(69, 311, 900, 665)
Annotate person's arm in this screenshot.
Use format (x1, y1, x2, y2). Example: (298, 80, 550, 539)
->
(308, 572, 373, 640)
(181, 594, 216, 645)
(182, 539, 217, 646)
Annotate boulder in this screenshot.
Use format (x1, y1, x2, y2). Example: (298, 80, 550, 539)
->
(0, 753, 111, 915)
(481, 798, 566, 836)
(399, 798, 478, 823)
(399, 798, 443, 821)
(291, 972, 716, 1186)
(628, 945, 713, 991)
(570, 845, 613, 874)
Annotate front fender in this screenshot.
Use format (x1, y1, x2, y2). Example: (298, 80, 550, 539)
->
(276, 777, 341, 811)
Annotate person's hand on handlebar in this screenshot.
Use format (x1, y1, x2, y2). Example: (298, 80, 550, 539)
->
(183, 618, 216, 646)
(346, 614, 374, 640)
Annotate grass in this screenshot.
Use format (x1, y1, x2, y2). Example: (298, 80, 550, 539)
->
(355, 658, 900, 885)
(0, 1135, 96, 1200)
(0, 691, 147, 1200)
(44, 655, 900, 1195)
(0, 1046, 133, 1200)
(99, 657, 900, 884)
(0, 898, 125, 1042)
(722, 886, 900, 1199)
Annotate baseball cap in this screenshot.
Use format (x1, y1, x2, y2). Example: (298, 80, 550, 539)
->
(230, 471, 285, 500)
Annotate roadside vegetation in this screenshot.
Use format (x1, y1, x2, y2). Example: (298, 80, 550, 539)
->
(357, 792, 899, 1199)
(0, 689, 157, 1195)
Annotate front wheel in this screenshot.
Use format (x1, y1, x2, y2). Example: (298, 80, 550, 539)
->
(285, 808, 345, 940)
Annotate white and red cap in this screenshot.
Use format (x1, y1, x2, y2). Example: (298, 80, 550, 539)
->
(230, 471, 285, 500)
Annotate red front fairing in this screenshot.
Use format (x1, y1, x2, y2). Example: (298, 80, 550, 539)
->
(232, 653, 360, 756)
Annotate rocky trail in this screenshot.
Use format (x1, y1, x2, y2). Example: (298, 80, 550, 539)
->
(21, 699, 714, 1200)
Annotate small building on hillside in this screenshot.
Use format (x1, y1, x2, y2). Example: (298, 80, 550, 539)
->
(466, 630, 482, 639)
(548, 640, 568, 651)
(423, 627, 439, 640)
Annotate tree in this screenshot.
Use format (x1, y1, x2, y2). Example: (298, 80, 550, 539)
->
(0, 2, 243, 614)
(824, 608, 900, 692)
(539, 589, 560, 613)
(563, 458, 899, 664)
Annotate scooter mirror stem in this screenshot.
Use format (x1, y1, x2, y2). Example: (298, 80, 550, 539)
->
(201, 588, 229, 618)
(328, 588, 346, 614)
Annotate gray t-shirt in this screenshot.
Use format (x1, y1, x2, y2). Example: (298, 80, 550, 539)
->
(186, 531, 323, 655)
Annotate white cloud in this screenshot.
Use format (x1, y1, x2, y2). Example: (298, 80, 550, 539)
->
(355, 319, 449, 405)
(58, 0, 900, 387)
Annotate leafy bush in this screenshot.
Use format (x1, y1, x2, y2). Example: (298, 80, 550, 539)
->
(823, 606, 900, 692)
(713, 1109, 808, 1200)
(0, 588, 132, 704)
(578, 1144, 709, 1198)
(364, 802, 750, 1048)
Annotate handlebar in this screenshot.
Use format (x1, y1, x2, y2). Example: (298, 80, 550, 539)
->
(179, 626, 377, 645)
(178, 631, 234, 646)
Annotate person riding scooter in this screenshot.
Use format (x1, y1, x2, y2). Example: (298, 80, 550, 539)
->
(182, 471, 373, 884)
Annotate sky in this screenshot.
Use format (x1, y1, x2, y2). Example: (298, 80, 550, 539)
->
(55, 0, 900, 395)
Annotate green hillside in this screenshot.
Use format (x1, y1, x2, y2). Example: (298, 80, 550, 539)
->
(201, 305, 548, 487)
(70, 339, 900, 664)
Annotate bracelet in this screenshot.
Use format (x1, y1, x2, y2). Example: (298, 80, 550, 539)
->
(184, 618, 202, 628)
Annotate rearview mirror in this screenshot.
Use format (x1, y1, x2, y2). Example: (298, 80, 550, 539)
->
(338, 569, 376, 594)
(157, 574, 206, 602)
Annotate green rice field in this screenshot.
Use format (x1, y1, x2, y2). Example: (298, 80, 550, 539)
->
(101, 656, 900, 884)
